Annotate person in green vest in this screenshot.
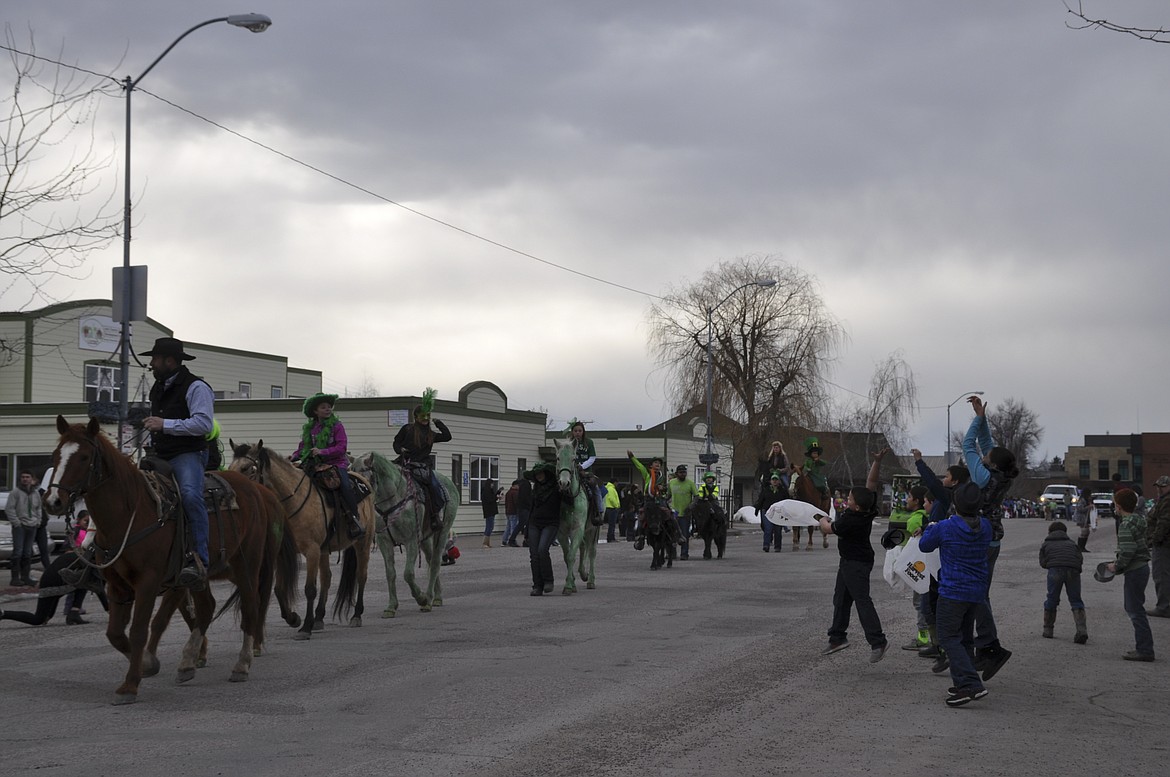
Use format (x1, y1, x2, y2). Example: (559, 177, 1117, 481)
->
(890, 484, 929, 650)
(669, 465, 699, 560)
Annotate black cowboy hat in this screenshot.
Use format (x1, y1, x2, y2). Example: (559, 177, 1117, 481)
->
(880, 527, 907, 550)
(141, 337, 195, 361)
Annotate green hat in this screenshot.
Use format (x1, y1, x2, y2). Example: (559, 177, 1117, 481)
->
(302, 392, 339, 418)
(703, 471, 716, 481)
(804, 436, 822, 456)
(525, 460, 556, 478)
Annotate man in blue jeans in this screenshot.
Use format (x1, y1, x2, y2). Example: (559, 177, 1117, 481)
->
(919, 481, 993, 706)
(141, 337, 215, 589)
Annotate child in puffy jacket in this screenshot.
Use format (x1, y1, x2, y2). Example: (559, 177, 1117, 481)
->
(1038, 521, 1085, 643)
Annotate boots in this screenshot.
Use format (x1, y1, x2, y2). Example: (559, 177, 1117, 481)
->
(1073, 608, 1088, 644)
(1076, 535, 1088, 552)
(65, 608, 89, 625)
(1043, 608, 1056, 639)
(482, 535, 492, 549)
(346, 512, 365, 541)
(918, 626, 941, 658)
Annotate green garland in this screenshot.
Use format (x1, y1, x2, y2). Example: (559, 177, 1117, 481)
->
(299, 413, 338, 460)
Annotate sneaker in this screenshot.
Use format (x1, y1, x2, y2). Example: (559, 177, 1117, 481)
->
(821, 641, 849, 655)
(902, 639, 924, 651)
(918, 645, 941, 658)
(1146, 608, 1170, 618)
(945, 687, 988, 707)
(931, 654, 950, 674)
(762, 546, 770, 552)
(980, 647, 1012, 681)
(1122, 651, 1156, 662)
(870, 644, 888, 663)
(530, 587, 543, 597)
(543, 583, 554, 594)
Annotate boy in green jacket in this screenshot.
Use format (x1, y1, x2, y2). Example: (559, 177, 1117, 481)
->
(1106, 488, 1155, 662)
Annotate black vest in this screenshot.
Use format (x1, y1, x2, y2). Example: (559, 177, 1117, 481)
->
(148, 366, 212, 459)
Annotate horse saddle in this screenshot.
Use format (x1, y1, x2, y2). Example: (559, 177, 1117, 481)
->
(137, 462, 239, 585)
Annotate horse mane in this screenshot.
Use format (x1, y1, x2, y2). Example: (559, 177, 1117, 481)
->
(365, 451, 401, 484)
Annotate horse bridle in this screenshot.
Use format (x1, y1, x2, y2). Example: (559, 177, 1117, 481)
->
(239, 450, 316, 520)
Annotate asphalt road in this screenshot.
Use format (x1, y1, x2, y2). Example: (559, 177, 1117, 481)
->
(0, 519, 1164, 777)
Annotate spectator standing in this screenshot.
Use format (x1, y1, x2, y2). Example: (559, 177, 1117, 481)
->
(603, 477, 621, 543)
(757, 440, 791, 489)
(1106, 488, 1155, 662)
(480, 479, 500, 548)
(1072, 488, 1095, 553)
(755, 472, 789, 552)
(502, 480, 521, 547)
(7, 469, 43, 587)
(669, 465, 698, 560)
(1038, 521, 1086, 643)
(1146, 475, 1170, 618)
(525, 462, 570, 596)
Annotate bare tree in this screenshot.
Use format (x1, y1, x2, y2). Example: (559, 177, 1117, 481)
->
(647, 255, 845, 449)
(1065, 2, 1170, 44)
(1, 31, 119, 312)
(350, 372, 381, 398)
(987, 396, 1043, 470)
(826, 351, 918, 485)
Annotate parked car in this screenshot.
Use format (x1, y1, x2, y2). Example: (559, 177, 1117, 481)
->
(0, 519, 13, 569)
(1039, 485, 1080, 518)
(1092, 492, 1115, 519)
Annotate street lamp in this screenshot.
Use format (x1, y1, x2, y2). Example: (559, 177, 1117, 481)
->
(701, 278, 778, 466)
(946, 390, 984, 467)
(117, 14, 272, 450)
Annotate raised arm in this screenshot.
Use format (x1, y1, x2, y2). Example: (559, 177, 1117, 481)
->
(867, 448, 888, 493)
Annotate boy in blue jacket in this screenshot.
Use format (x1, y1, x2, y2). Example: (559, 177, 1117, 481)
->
(919, 481, 993, 707)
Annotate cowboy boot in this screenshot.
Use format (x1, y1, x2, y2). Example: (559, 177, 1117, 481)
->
(66, 608, 89, 625)
(346, 512, 365, 541)
(1042, 608, 1056, 639)
(1073, 608, 1088, 644)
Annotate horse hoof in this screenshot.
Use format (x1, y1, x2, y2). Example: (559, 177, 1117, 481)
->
(195, 658, 208, 669)
(432, 599, 443, 607)
(562, 588, 574, 595)
(141, 655, 161, 678)
(419, 605, 432, 613)
(287, 614, 302, 629)
(703, 553, 712, 560)
(312, 619, 325, 632)
(176, 668, 195, 684)
(586, 581, 595, 590)
(381, 609, 397, 619)
(112, 693, 137, 706)
(293, 631, 312, 641)
(229, 671, 248, 683)
(349, 616, 362, 628)
(252, 648, 262, 657)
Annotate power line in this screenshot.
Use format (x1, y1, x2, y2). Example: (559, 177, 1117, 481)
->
(0, 42, 663, 300)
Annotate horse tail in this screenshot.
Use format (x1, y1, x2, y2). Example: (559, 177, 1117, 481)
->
(331, 545, 358, 622)
(272, 513, 300, 608)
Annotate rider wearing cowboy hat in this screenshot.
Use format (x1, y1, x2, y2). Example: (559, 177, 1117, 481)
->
(140, 337, 215, 589)
(290, 393, 365, 541)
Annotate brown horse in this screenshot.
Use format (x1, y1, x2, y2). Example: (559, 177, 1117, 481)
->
(790, 466, 831, 550)
(44, 416, 299, 704)
(229, 440, 375, 639)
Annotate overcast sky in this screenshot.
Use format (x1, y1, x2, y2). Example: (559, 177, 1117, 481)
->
(4, 1, 1169, 464)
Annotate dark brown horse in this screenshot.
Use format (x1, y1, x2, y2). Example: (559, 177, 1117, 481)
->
(791, 465, 831, 549)
(44, 416, 299, 705)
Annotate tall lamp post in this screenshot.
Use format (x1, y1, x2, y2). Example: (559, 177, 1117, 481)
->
(701, 278, 777, 469)
(116, 14, 272, 449)
(946, 390, 984, 467)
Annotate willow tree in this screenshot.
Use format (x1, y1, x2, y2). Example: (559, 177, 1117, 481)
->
(647, 255, 844, 443)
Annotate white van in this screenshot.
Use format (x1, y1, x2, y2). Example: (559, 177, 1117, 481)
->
(1039, 485, 1080, 517)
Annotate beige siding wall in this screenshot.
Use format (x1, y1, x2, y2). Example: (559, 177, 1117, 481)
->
(286, 369, 320, 398)
(185, 346, 287, 399)
(464, 385, 506, 413)
(0, 319, 26, 402)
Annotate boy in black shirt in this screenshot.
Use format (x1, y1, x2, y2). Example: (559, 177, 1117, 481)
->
(818, 449, 889, 663)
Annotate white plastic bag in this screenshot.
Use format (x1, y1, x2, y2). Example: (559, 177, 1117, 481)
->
(883, 543, 906, 591)
(892, 537, 939, 594)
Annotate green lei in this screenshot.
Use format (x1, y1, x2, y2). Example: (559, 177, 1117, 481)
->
(299, 413, 338, 461)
